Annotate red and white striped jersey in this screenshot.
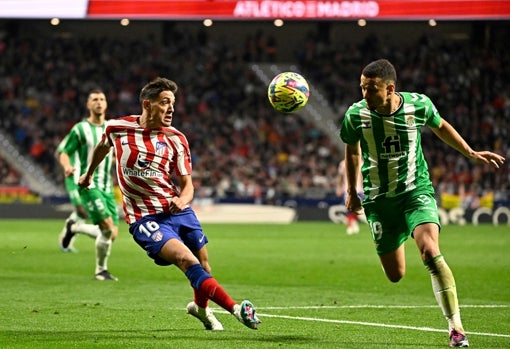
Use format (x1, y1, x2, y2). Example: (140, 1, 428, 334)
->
(104, 115, 192, 224)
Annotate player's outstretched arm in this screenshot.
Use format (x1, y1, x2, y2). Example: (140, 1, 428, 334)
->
(431, 118, 505, 169)
(78, 140, 111, 189)
(59, 152, 75, 178)
(344, 143, 364, 214)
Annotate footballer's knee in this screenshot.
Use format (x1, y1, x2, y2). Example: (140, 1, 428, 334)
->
(201, 262, 212, 274)
(383, 266, 405, 283)
(176, 251, 201, 272)
(386, 274, 404, 283)
(418, 245, 440, 262)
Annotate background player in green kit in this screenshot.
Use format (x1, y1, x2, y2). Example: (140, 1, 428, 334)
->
(57, 133, 100, 253)
(340, 59, 505, 348)
(59, 89, 120, 281)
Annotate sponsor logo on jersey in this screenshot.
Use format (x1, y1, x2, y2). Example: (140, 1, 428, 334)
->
(122, 167, 163, 178)
(361, 120, 372, 128)
(380, 151, 407, 159)
(380, 135, 407, 159)
(137, 154, 150, 168)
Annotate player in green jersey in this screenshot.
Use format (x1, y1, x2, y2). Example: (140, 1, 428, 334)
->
(59, 89, 120, 281)
(57, 134, 100, 253)
(340, 59, 505, 348)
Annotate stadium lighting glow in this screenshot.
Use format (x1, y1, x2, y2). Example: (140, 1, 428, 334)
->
(274, 19, 284, 27)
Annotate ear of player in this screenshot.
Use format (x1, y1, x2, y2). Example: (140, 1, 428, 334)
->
(268, 72, 310, 113)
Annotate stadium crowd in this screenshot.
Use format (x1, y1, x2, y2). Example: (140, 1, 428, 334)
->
(0, 155, 21, 186)
(0, 22, 508, 207)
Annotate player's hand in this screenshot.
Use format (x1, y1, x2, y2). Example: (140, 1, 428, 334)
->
(471, 151, 505, 169)
(169, 196, 186, 213)
(336, 188, 345, 198)
(78, 174, 92, 189)
(63, 166, 75, 177)
(345, 193, 363, 215)
(76, 205, 89, 219)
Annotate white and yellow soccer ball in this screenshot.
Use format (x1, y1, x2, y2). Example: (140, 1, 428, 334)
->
(267, 72, 310, 113)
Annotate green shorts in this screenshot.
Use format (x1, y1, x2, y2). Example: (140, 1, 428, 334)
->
(65, 177, 83, 207)
(79, 187, 119, 226)
(363, 189, 441, 255)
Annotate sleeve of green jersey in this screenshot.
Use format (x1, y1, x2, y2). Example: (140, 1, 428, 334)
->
(57, 134, 70, 153)
(62, 127, 80, 155)
(340, 111, 359, 145)
(423, 94, 442, 128)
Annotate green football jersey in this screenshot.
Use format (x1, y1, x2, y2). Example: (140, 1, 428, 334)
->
(340, 92, 441, 201)
(57, 133, 83, 205)
(57, 133, 81, 184)
(61, 120, 113, 193)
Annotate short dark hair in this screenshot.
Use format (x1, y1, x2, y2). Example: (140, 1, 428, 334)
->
(88, 89, 105, 97)
(362, 59, 397, 84)
(139, 77, 178, 103)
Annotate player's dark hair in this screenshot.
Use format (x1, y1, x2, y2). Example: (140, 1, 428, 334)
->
(139, 77, 178, 103)
(362, 59, 397, 84)
(88, 89, 105, 98)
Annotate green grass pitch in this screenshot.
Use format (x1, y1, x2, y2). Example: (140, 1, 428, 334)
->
(0, 220, 509, 348)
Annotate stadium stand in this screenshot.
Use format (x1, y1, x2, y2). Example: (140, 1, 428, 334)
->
(0, 20, 508, 209)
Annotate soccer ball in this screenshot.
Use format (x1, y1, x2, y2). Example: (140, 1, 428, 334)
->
(267, 72, 310, 113)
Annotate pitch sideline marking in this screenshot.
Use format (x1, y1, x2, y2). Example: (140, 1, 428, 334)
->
(256, 313, 510, 338)
(206, 304, 510, 339)
(259, 304, 510, 310)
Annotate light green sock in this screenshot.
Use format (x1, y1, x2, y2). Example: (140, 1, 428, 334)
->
(424, 255, 464, 332)
(95, 231, 112, 274)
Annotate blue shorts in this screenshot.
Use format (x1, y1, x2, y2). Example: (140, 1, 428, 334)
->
(128, 207, 208, 266)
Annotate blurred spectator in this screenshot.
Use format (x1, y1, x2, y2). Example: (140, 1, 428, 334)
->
(0, 156, 21, 186)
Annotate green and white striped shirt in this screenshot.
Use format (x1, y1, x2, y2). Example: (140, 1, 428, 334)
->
(340, 92, 441, 201)
(61, 119, 114, 193)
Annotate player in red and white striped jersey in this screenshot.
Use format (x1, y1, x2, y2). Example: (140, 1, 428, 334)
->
(79, 77, 260, 331)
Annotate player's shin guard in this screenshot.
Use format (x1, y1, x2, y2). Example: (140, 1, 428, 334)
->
(424, 255, 465, 332)
(95, 231, 112, 274)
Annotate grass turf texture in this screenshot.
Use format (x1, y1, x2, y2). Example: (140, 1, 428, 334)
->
(0, 220, 509, 349)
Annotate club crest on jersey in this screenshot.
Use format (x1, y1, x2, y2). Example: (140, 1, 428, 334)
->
(155, 141, 167, 156)
(152, 231, 163, 242)
(406, 115, 416, 127)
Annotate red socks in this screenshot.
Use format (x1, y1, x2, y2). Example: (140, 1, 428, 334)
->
(196, 277, 236, 312)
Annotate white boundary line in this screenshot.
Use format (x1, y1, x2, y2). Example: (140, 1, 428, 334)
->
(205, 304, 510, 339)
(259, 304, 510, 310)
(256, 313, 510, 338)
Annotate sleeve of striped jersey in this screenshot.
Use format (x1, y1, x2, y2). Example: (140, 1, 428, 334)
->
(103, 119, 117, 146)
